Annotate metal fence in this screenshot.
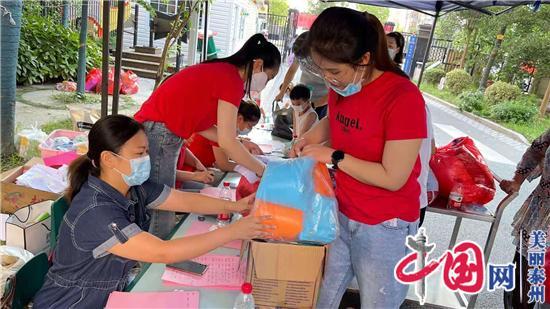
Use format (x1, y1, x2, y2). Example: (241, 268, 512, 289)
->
(402, 32, 461, 72)
(26, 0, 129, 37)
(264, 9, 298, 62)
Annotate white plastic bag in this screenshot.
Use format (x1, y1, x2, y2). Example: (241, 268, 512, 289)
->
(0, 246, 33, 299)
(15, 164, 68, 194)
(17, 125, 48, 159)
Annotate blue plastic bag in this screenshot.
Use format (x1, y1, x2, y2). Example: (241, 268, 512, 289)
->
(254, 157, 338, 244)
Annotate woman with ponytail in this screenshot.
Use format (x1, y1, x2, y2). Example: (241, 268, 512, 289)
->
(135, 34, 281, 239)
(34, 115, 270, 308)
(291, 8, 427, 308)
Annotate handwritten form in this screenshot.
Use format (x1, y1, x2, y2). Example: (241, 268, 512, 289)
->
(162, 255, 245, 290)
(199, 187, 236, 201)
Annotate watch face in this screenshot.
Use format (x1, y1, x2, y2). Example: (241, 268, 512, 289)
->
(333, 150, 344, 161)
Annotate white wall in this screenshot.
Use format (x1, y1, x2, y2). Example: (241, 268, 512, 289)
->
(124, 0, 259, 63)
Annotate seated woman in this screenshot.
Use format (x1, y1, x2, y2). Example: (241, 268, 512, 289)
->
(185, 101, 262, 172)
(33, 115, 269, 308)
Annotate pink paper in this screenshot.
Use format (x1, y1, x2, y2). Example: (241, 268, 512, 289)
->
(200, 187, 236, 201)
(259, 144, 273, 154)
(186, 221, 242, 250)
(105, 291, 199, 308)
(162, 255, 245, 289)
(42, 151, 79, 167)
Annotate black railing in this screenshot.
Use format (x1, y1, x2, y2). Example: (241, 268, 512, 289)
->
(402, 32, 461, 72)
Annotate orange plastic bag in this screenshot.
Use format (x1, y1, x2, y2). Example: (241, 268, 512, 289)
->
(253, 157, 338, 244)
(254, 200, 303, 240)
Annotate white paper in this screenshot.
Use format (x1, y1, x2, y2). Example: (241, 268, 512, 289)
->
(0, 214, 8, 241)
(15, 164, 68, 194)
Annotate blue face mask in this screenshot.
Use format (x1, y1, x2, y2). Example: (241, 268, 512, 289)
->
(237, 127, 252, 135)
(327, 68, 364, 97)
(113, 153, 151, 186)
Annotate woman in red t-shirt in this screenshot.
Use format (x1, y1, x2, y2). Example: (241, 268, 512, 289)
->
(291, 8, 427, 308)
(185, 101, 262, 173)
(135, 34, 280, 239)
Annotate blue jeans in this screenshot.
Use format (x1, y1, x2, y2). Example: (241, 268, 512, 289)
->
(318, 212, 418, 309)
(143, 121, 183, 239)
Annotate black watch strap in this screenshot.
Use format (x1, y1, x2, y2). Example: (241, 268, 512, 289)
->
(331, 150, 345, 170)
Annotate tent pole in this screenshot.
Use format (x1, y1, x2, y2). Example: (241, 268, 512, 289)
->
(417, 1, 442, 87)
(101, 0, 111, 117)
(112, 0, 125, 115)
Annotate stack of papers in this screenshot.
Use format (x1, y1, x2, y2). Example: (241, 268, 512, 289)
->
(105, 291, 199, 308)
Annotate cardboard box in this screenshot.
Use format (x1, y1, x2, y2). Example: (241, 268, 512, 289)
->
(245, 240, 326, 308)
(6, 200, 52, 254)
(1, 158, 61, 214)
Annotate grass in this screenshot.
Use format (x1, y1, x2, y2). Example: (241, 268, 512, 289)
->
(40, 118, 73, 134)
(420, 82, 548, 143)
(0, 153, 26, 173)
(500, 116, 550, 142)
(420, 83, 467, 106)
(51, 92, 101, 105)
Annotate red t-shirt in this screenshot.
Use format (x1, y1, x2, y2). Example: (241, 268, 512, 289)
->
(329, 72, 427, 225)
(135, 62, 244, 139)
(186, 133, 219, 168)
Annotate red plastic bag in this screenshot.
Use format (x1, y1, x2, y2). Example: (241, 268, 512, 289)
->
(95, 67, 115, 95)
(235, 176, 260, 201)
(85, 68, 102, 92)
(430, 137, 495, 205)
(121, 70, 139, 95)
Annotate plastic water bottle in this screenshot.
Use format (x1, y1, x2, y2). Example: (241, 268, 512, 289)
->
(448, 184, 464, 209)
(216, 182, 232, 227)
(233, 282, 254, 309)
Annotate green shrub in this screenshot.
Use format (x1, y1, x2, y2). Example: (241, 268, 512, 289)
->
(490, 100, 537, 123)
(17, 14, 102, 85)
(424, 68, 446, 85)
(484, 81, 521, 105)
(458, 91, 485, 113)
(444, 69, 472, 94)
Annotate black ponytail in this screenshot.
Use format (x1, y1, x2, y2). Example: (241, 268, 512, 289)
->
(66, 115, 144, 202)
(204, 33, 281, 98)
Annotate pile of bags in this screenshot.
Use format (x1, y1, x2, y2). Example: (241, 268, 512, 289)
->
(85, 67, 139, 95)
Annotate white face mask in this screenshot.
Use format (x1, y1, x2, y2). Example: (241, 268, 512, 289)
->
(250, 70, 268, 92)
(293, 104, 307, 113)
(388, 48, 398, 60)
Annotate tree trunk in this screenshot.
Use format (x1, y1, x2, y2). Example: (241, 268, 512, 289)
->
(459, 21, 473, 69)
(1, 0, 23, 156)
(154, 1, 203, 90)
(539, 80, 550, 117)
(478, 25, 507, 91)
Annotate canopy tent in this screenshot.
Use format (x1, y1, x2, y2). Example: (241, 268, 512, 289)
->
(323, 0, 548, 86)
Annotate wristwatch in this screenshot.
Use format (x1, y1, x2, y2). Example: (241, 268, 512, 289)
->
(331, 150, 345, 170)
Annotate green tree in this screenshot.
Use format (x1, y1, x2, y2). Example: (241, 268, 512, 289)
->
(355, 4, 389, 22)
(269, 0, 289, 16)
(306, 1, 389, 22)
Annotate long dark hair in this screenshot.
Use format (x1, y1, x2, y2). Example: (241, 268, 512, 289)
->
(238, 100, 261, 123)
(387, 31, 405, 64)
(66, 115, 144, 202)
(306, 7, 408, 79)
(205, 33, 281, 98)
